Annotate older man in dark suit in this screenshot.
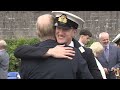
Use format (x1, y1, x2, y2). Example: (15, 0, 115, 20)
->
(98, 32, 120, 79)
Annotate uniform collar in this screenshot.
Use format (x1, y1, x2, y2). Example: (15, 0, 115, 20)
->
(78, 41, 84, 46)
(68, 41, 74, 47)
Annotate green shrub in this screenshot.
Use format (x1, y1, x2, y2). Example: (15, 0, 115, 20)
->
(5, 38, 39, 72)
(86, 39, 95, 47)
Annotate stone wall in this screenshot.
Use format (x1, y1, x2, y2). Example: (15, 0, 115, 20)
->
(0, 11, 120, 41)
(0, 11, 50, 39)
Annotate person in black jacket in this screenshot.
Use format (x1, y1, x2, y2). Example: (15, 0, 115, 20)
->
(72, 38, 103, 79)
(77, 28, 103, 79)
(52, 11, 102, 79)
(14, 11, 102, 79)
(14, 13, 93, 79)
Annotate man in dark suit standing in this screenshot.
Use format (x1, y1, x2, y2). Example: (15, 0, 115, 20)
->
(15, 11, 103, 79)
(77, 28, 103, 79)
(14, 13, 93, 79)
(72, 39, 103, 79)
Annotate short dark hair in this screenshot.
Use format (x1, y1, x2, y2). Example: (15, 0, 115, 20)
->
(79, 28, 92, 37)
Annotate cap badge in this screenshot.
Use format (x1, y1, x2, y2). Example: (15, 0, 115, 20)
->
(58, 14, 67, 24)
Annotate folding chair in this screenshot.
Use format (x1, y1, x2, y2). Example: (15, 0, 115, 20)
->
(7, 72, 20, 79)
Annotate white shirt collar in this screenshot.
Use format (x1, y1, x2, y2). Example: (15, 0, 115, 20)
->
(68, 41, 74, 47)
(78, 41, 84, 46)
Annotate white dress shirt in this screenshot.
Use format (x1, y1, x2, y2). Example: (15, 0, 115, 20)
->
(78, 41, 84, 46)
(69, 41, 74, 47)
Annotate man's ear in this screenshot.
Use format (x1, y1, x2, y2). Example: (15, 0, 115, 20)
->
(74, 29, 77, 34)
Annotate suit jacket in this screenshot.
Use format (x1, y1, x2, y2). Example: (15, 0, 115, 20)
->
(15, 39, 93, 79)
(0, 50, 9, 79)
(72, 38, 103, 79)
(98, 43, 120, 79)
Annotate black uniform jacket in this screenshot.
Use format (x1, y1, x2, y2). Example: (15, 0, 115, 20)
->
(14, 39, 93, 79)
(72, 38, 103, 79)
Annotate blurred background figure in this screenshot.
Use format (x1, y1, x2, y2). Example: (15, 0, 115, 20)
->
(90, 42, 107, 79)
(77, 28, 103, 79)
(78, 28, 92, 47)
(98, 32, 120, 79)
(0, 40, 9, 79)
(112, 33, 120, 47)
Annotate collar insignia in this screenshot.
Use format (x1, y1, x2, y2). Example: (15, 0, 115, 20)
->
(79, 46, 85, 53)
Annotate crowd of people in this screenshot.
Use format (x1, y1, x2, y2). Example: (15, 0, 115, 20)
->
(1, 11, 120, 79)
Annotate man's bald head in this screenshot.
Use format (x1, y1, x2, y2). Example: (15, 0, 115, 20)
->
(37, 14, 52, 29)
(36, 14, 55, 41)
(99, 32, 109, 39)
(99, 32, 110, 46)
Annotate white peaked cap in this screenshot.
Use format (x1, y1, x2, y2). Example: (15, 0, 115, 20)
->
(52, 11, 85, 25)
(112, 33, 120, 43)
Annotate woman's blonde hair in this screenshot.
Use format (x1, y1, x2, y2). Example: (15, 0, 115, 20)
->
(90, 42, 104, 57)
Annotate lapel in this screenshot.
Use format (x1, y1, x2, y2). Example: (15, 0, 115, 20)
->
(72, 38, 81, 48)
(72, 38, 85, 53)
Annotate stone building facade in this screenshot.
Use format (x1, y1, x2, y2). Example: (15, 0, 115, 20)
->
(0, 11, 120, 41)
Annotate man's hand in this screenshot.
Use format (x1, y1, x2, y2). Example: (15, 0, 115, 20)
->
(111, 67, 120, 76)
(46, 45, 75, 60)
(111, 67, 116, 72)
(104, 68, 109, 74)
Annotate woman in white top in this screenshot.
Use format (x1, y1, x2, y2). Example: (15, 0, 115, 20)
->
(90, 42, 107, 79)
